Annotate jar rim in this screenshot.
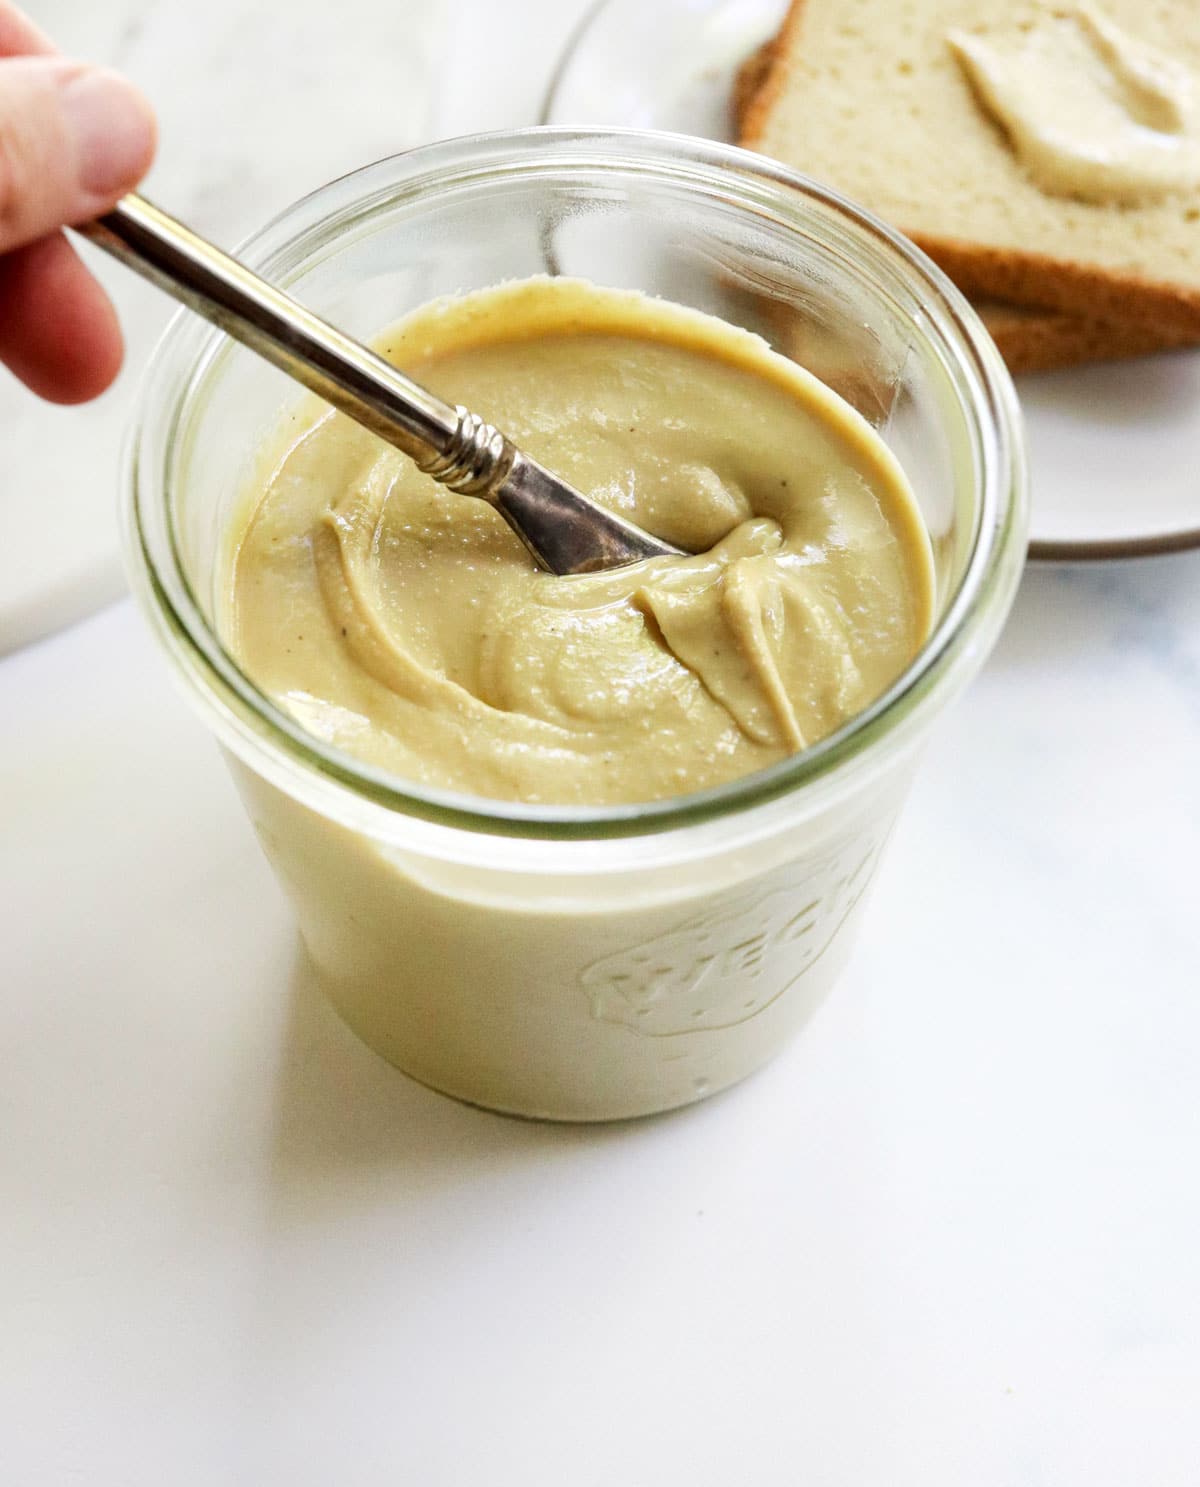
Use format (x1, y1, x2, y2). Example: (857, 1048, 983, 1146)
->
(125, 126, 1028, 843)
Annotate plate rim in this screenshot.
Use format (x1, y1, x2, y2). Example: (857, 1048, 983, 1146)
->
(1029, 524, 1200, 561)
(541, 0, 1200, 565)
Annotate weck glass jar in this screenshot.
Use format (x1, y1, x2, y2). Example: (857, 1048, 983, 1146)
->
(125, 129, 1027, 1120)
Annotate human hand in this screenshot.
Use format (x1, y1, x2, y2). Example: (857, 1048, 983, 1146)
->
(0, 3, 155, 402)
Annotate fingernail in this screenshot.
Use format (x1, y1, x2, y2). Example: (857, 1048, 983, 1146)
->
(61, 67, 156, 197)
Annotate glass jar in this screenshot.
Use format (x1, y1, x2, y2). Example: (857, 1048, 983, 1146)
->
(125, 129, 1027, 1121)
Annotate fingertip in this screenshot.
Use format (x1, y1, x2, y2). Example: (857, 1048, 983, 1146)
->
(0, 232, 126, 403)
(61, 64, 159, 206)
(96, 66, 159, 188)
(38, 313, 124, 403)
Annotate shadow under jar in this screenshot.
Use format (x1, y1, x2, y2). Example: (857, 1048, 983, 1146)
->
(126, 128, 1027, 1121)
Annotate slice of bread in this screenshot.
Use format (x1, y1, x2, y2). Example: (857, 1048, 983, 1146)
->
(740, 0, 1200, 331)
(731, 33, 1197, 373)
(974, 299, 1195, 373)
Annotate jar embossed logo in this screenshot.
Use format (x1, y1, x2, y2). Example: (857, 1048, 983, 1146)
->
(581, 825, 890, 1037)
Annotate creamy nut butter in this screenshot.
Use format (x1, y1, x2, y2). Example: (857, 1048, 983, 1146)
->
(224, 277, 933, 807)
(949, 3, 1200, 205)
(217, 276, 936, 1119)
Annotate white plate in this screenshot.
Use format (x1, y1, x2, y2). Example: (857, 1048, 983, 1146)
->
(543, 0, 1200, 559)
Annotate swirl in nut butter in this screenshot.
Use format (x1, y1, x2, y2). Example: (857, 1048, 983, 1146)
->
(224, 277, 933, 806)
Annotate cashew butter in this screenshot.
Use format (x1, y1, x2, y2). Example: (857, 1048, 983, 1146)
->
(225, 277, 933, 807)
(949, 4, 1200, 204)
(215, 277, 938, 1119)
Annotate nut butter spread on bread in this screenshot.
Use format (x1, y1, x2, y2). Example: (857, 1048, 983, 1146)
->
(740, 0, 1200, 333)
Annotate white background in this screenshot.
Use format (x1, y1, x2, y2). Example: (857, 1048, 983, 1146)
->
(2, 2, 1199, 1482)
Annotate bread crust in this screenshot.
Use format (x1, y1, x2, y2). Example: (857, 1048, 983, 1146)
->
(738, 0, 808, 150)
(913, 236, 1200, 334)
(978, 303, 1195, 374)
(737, 0, 1200, 336)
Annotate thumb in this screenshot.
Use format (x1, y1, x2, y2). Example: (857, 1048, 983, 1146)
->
(0, 56, 156, 255)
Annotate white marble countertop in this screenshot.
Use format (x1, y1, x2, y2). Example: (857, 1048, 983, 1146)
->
(4, 2, 1200, 1482)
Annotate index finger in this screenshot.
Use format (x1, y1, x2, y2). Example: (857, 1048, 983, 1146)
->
(0, 2, 54, 58)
